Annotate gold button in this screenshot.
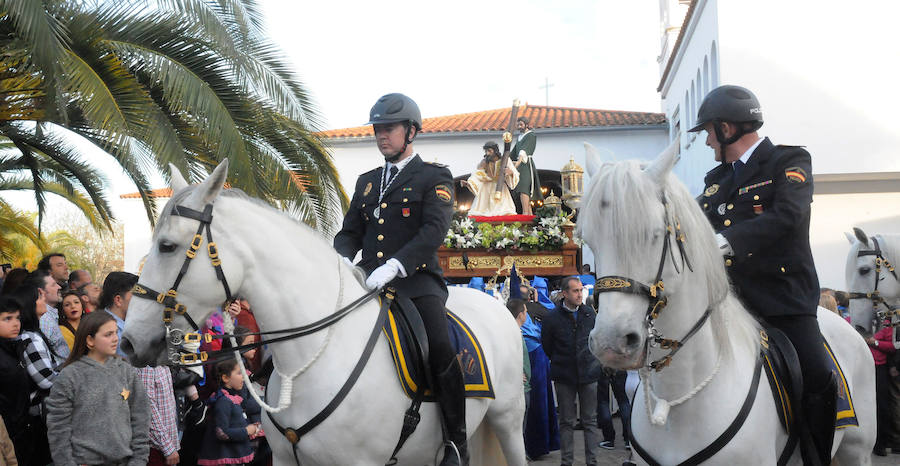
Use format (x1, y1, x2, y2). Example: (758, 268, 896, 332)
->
(361, 203, 366, 208)
(422, 263, 426, 268)
(378, 218, 384, 224)
(727, 204, 733, 210)
(780, 266, 786, 273)
(377, 252, 384, 258)
(703, 203, 708, 209)
(381, 202, 387, 208)
(725, 259, 733, 266)
(377, 234, 384, 241)
(747, 252, 753, 258)
(753, 195, 760, 201)
(724, 219, 732, 227)
(403, 198, 408, 203)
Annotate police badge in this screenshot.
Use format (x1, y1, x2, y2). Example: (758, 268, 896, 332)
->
(704, 184, 719, 197)
(363, 182, 372, 196)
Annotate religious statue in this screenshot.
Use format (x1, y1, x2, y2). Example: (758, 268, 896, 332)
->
(463, 141, 519, 216)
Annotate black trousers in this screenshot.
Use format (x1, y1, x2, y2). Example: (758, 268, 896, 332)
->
(874, 364, 892, 448)
(765, 315, 832, 391)
(412, 295, 456, 373)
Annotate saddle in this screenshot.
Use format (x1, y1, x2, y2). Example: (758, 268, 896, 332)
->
(383, 294, 494, 400)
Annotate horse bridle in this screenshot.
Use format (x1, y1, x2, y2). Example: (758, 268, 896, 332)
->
(849, 236, 899, 322)
(591, 194, 712, 371)
(131, 201, 379, 365)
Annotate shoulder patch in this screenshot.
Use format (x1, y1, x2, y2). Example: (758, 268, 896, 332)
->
(784, 167, 808, 183)
(435, 184, 452, 203)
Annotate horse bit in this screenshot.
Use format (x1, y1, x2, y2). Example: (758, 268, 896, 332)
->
(849, 236, 899, 323)
(591, 194, 711, 371)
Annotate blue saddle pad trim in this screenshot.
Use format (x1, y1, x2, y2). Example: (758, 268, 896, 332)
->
(825, 341, 858, 429)
(383, 309, 495, 401)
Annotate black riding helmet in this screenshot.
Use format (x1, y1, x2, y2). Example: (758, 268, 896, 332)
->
(367, 93, 422, 162)
(688, 85, 763, 148)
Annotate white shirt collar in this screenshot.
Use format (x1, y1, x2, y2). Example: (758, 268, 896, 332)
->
(737, 137, 764, 165)
(387, 153, 417, 174)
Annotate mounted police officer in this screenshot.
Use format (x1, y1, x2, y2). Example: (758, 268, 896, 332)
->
(333, 93, 468, 465)
(690, 85, 836, 466)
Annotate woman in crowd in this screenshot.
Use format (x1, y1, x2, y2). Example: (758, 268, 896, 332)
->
(46, 311, 150, 465)
(868, 318, 898, 456)
(58, 290, 85, 351)
(197, 359, 260, 465)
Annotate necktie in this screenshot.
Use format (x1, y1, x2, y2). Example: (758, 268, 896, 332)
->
(732, 160, 744, 183)
(385, 164, 398, 185)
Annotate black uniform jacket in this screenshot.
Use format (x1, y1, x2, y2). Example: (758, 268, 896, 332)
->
(334, 154, 454, 300)
(700, 137, 819, 317)
(540, 303, 603, 386)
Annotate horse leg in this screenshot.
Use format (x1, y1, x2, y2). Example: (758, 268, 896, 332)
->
(483, 390, 527, 465)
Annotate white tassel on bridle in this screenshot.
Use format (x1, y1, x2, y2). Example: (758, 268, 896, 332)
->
(641, 351, 722, 426)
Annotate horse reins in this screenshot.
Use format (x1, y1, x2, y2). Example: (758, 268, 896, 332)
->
(849, 236, 899, 322)
(592, 194, 708, 371)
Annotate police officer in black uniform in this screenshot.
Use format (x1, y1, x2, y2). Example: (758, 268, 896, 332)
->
(690, 85, 836, 466)
(333, 93, 468, 466)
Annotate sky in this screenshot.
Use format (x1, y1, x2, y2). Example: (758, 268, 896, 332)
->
(5, 0, 664, 221)
(259, 0, 662, 130)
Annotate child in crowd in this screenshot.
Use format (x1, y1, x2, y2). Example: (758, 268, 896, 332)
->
(0, 296, 31, 465)
(197, 359, 261, 465)
(45, 311, 150, 465)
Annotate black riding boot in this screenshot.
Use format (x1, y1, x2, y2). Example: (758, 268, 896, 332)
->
(800, 374, 837, 466)
(436, 359, 468, 466)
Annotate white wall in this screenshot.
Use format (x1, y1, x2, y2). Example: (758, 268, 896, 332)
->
(659, 0, 900, 293)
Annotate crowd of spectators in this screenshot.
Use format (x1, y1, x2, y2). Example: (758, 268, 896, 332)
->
(0, 253, 271, 465)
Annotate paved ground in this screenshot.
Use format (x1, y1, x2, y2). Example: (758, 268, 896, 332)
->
(527, 417, 900, 465)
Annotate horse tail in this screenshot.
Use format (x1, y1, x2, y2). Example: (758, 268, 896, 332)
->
(467, 421, 507, 466)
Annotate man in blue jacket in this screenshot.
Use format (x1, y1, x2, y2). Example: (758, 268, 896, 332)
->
(541, 276, 602, 466)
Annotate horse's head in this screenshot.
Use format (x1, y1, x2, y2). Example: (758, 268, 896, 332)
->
(577, 141, 729, 370)
(122, 161, 242, 366)
(844, 227, 900, 335)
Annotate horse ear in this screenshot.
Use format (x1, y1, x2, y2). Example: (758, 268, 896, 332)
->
(644, 137, 680, 182)
(584, 142, 603, 177)
(169, 164, 189, 192)
(852, 227, 869, 246)
(198, 160, 229, 205)
(845, 231, 857, 245)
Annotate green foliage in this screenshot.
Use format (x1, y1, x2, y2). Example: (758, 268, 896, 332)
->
(0, 0, 347, 234)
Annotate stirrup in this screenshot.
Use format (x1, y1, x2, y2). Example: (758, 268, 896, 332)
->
(434, 439, 461, 466)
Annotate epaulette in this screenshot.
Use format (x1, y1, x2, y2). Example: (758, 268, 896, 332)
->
(360, 166, 382, 176)
(425, 161, 448, 168)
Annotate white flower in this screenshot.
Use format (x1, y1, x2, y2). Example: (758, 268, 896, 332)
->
(495, 237, 513, 249)
(460, 218, 474, 230)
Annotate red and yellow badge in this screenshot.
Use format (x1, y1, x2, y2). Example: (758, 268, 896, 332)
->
(784, 167, 807, 183)
(435, 184, 452, 203)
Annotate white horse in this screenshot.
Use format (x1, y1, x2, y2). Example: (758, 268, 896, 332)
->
(121, 161, 527, 465)
(576, 142, 876, 464)
(845, 227, 900, 334)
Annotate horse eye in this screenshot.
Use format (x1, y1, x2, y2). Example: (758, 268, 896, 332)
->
(158, 241, 178, 254)
(859, 266, 871, 275)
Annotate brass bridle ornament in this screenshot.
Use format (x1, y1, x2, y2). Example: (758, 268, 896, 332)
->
(591, 195, 712, 371)
(849, 235, 900, 325)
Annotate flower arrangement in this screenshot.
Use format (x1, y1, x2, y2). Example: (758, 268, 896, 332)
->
(444, 207, 571, 251)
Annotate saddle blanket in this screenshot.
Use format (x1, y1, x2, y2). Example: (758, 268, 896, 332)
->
(382, 309, 495, 401)
(763, 337, 857, 431)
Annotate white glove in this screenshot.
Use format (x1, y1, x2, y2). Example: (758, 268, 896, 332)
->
(715, 233, 734, 256)
(366, 258, 403, 290)
(342, 257, 355, 268)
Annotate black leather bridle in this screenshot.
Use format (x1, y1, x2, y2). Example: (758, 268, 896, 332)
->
(849, 236, 899, 323)
(591, 194, 712, 371)
(131, 201, 379, 365)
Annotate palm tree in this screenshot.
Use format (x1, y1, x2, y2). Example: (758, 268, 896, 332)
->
(0, 0, 347, 233)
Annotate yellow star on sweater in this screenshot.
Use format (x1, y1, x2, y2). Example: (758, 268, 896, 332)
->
(120, 388, 130, 400)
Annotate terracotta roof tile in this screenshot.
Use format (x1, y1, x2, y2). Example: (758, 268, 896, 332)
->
(319, 104, 666, 139)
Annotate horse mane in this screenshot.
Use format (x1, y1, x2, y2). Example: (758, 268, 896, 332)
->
(154, 185, 368, 286)
(579, 160, 760, 360)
